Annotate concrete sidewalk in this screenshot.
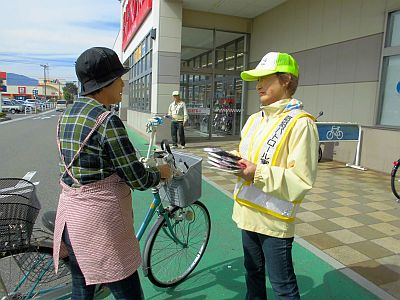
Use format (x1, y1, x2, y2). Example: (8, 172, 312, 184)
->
(108, 129, 399, 299)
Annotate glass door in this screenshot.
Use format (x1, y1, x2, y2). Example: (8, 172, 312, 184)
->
(212, 75, 242, 137)
(180, 27, 248, 140)
(180, 71, 212, 139)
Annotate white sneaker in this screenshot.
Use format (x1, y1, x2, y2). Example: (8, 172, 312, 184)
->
(171, 145, 177, 149)
(181, 145, 186, 149)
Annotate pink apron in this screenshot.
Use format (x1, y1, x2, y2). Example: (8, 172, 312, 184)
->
(53, 111, 141, 285)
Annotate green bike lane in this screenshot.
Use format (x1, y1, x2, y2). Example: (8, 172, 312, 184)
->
(107, 128, 380, 300)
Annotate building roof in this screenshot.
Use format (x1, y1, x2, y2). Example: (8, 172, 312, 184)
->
(7, 73, 38, 86)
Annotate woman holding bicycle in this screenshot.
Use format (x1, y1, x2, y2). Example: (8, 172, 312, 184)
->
(232, 52, 319, 299)
(53, 47, 171, 300)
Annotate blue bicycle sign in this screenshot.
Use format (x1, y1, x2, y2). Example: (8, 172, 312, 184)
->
(326, 125, 344, 140)
(317, 122, 359, 142)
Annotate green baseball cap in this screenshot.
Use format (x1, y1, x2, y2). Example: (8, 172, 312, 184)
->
(241, 52, 299, 81)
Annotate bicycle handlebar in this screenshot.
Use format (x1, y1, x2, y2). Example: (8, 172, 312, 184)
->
(141, 116, 186, 177)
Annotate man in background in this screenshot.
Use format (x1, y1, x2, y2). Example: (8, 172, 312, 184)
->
(168, 90, 188, 149)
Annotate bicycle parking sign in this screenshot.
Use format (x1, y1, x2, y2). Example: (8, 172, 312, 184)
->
(316, 122, 365, 170)
(316, 122, 359, 142)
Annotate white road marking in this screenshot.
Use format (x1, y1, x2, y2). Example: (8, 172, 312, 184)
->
(22, 171, 36, 181)
(0, 171, 40, 193)
(0, 110, 55, 125)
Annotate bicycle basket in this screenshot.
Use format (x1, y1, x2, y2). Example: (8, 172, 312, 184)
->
(0, 178, 41, 252)
(159, 151, 202, 208)
(13, 247, 70, 283)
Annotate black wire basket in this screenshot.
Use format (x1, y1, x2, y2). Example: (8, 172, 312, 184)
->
(13, 248, 70, 283)
(0, 178, 41, 252)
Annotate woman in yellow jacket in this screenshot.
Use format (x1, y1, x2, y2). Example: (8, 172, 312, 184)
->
(234, 52, 319, 299)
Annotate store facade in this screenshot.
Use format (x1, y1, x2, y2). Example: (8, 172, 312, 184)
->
(116, 0, 400, 173)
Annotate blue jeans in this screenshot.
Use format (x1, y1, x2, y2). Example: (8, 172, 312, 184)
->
(62, 227, 144, 300)
(171, 121, 185, 146)
(242, 230, 300, 300)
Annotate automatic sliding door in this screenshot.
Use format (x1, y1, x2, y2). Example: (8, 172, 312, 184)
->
(180, 72, 212, 139)
(212, 75, 242, 137)
(180, 27, 248, 140)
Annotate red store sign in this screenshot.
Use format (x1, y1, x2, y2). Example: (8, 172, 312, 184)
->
(123, 0, 152, 51)
(18, 87, 26, 94)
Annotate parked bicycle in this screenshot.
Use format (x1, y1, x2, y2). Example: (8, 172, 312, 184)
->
(316, 111, 323, 162)
(391, 158, 400, 203)
(0, 116, 211, 299)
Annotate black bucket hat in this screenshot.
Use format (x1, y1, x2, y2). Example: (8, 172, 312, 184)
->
(75, 47, 129, 96)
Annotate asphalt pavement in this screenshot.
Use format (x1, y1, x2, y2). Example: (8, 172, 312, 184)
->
(0, 110, 61, 224)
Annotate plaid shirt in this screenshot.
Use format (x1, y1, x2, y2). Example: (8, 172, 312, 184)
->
(58, 97, 160, 189)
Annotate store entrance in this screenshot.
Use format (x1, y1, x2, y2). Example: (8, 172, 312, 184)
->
(180, 27, 247, 140)
(179, 71, 243, 139)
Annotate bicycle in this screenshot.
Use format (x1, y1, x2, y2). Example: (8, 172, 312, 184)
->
(391, 158, 400, 203)
(316, 111, 323, 162)
(0, 116, 211, 299)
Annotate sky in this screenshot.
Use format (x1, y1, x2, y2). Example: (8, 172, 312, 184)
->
(1, 0, 121, 83)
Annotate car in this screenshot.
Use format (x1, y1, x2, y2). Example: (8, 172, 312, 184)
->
(14, 99, 26, 105)
(11, 100, 27, 110)
(24, 99, 38, 108)
(1, 100, 24, 114)
(56, 100, 67, 111)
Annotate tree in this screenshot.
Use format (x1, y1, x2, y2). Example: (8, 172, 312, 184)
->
(62, 82, 78, 102)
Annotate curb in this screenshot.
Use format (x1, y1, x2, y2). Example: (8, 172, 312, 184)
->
(0, 109, 56, 125)
(0, 117, 12, 122)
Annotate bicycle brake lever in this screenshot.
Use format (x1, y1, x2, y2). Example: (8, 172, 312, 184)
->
(160, 139, 172, 154)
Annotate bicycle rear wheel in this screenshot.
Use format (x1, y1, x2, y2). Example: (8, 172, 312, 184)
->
(143, 201, 211, 287)
(0, 242, 71, 300)
(391, 160, 400, 200)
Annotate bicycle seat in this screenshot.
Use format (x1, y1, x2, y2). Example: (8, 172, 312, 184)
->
(42, 211, 57, 233)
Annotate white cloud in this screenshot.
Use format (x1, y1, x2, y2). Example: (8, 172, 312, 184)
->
(0, 0, 121, 81)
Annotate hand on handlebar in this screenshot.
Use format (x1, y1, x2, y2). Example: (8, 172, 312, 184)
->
(158, 164, 173, 182)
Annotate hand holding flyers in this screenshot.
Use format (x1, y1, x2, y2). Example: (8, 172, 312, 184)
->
(203, 148, 245, 173)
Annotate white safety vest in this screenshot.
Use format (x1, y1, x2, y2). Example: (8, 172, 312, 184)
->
(168, 101, 188, 122)
(234, 109, 315, 222)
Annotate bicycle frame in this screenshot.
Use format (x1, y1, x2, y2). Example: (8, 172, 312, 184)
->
(137, 116, 188, 247)
(136, 188, 186, 247)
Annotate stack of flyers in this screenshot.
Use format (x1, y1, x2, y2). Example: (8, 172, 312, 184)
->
(203, 148, 243, 173)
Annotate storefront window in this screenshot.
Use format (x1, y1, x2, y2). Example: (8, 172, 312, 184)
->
(129, 31, 153, 112)
(180, 28, 248, 137)
(215, 50, 225, 70)
(379, 10, 400, 127)
(386, 10, 400, 47)
(236, 54, 244, 71)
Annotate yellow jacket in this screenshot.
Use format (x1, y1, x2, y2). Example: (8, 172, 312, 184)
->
(232, 98, 319, 238)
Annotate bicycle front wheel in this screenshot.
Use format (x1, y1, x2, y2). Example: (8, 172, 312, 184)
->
(143, 201, 211, 287)
(0, 243, 71, 300)
(391, 161, 400, 200)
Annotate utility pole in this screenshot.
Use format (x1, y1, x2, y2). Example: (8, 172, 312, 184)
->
(40, 64, 48, 99)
